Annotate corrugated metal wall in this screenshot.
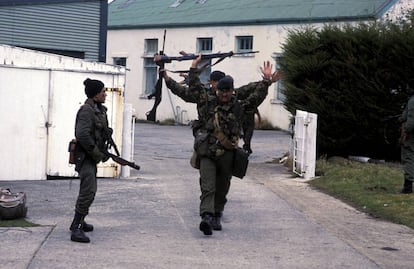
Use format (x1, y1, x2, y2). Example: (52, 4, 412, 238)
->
(0, 1, 102, 61)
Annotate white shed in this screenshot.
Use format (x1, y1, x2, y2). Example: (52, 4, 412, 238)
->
(0, 45, 127, 180)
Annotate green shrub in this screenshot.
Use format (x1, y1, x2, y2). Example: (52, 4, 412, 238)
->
(281, 15, 414, 160)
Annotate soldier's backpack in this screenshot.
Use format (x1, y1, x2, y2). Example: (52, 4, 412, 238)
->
(0, 188, 28, 220)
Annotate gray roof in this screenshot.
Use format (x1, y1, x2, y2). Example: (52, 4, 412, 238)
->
(108, 0, 396, 29)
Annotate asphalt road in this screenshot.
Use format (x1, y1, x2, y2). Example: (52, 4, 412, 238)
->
(1, 123, 413, 269)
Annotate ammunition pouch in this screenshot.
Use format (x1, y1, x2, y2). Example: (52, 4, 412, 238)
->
(232, 147, 249, 179)
(68, 139, 77, 164)
(68, 139, 85, 172)
(194, 132, 210, 157)
(190, 150, 200, 169)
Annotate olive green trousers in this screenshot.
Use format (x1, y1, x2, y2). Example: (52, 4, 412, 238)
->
(199, 150, 233, 216)
(75, 158, 97, 216)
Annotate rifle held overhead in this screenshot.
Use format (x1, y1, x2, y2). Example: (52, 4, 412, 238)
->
(155, 51, 259, 64)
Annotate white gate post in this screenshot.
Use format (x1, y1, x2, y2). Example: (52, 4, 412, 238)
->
(121, 103, 135, 178)
(293, 110, 318, 180)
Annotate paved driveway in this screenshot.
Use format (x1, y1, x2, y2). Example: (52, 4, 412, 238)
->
(0, 123, 413, 269)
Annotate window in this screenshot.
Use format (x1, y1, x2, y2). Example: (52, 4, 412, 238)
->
(144, 58, 158, 95)
(196, 38, 213, 84)
(113, 57, 126, 67)
(145, 39, 158, 55)
(143, 39, 159, 95)
(236, 36, 253, 52)
(197, 38, 212, 53)
(272, 53, 285, 102)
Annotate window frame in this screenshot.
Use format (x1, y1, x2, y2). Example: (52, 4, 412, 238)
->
(196, 37, 213, 84)
(271, 52, 285, 103)
(235, 35, 253, 52)
(112, 57, 127, 67)
(197, 37, 213, 53)
(142, 38, 159, 96)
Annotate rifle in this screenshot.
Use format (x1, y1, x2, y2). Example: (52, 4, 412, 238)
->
(105, 130, 140, 171)
(105, 151, 141, 170)
(146, 29, 167, 122)
(155, 50, 259, 65)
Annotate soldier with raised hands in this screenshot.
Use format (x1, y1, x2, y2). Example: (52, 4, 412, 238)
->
(187, 55, 282, 235)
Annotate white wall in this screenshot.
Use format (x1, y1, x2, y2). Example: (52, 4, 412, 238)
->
(107, 24, 294, 130)
(0, 45, 126, 180)
(382, 0, 414, 22)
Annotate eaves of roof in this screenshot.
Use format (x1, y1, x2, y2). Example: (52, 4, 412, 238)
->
(108, 15, 378, 30)
(108, 0, 395, 30)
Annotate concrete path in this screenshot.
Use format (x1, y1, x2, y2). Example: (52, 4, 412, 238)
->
(1, 123, 413, 269)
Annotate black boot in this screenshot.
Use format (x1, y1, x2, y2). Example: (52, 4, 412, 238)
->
(243, 144, 253, 155)
(401, 179, 413, 194)
(69, 220, 94, 232)
(82, 221, 94, 232)
(211, 212, 222, 231)
(70, 212, 90, 243)
(70, 214, 94, 232)
(199, 213, 213, 235)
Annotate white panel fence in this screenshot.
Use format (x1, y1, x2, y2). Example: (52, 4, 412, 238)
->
(293, 110, 318, 180)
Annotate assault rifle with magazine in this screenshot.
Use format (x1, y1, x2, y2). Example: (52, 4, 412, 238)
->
(68, 133, 140, 171)
(154, 50, 259, 68)
(104, 134, 141, 170)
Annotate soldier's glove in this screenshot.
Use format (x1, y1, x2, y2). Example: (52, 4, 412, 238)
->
(91, 146, 106, 163)
(102, 152, 110, 162)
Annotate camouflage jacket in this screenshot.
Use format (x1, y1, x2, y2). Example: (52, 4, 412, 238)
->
(166, 68, 272, 125)
(187, 68, 272, 155)
(165, 76, 215, 124)
(75, 98, 110, 163)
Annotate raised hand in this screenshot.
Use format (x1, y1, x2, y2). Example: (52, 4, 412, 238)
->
(191, 54, 202, 68)
(260, 61, 283, 83)
(260, 61, 273, 80)
(271, 70, 283, 83)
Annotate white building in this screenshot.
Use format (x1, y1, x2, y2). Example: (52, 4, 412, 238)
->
(107, 0, 412, 131)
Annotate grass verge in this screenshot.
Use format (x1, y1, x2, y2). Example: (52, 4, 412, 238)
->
(310, 158, 414, 229)
(0, 218, 40, 227)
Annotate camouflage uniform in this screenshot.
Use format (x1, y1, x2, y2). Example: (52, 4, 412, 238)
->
(166, 68, 269, 133)
(166, 68, 272, 234)
(74, 98, 110, 216)
(401, 96, 414, 193)
(187, 69, 272, 218)
(165, 74, 215, 131)
(241, 108, 257, 154)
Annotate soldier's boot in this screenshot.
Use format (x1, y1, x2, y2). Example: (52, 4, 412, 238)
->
(211, 212, 222, 231)
(243, 144, 253, 155)
(199, 213, 213, 236)
(82, 221, 94, 232)
(69, 213, 94, 232)
(70, 212, 90, 243)
(401, 179, 413, 194)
